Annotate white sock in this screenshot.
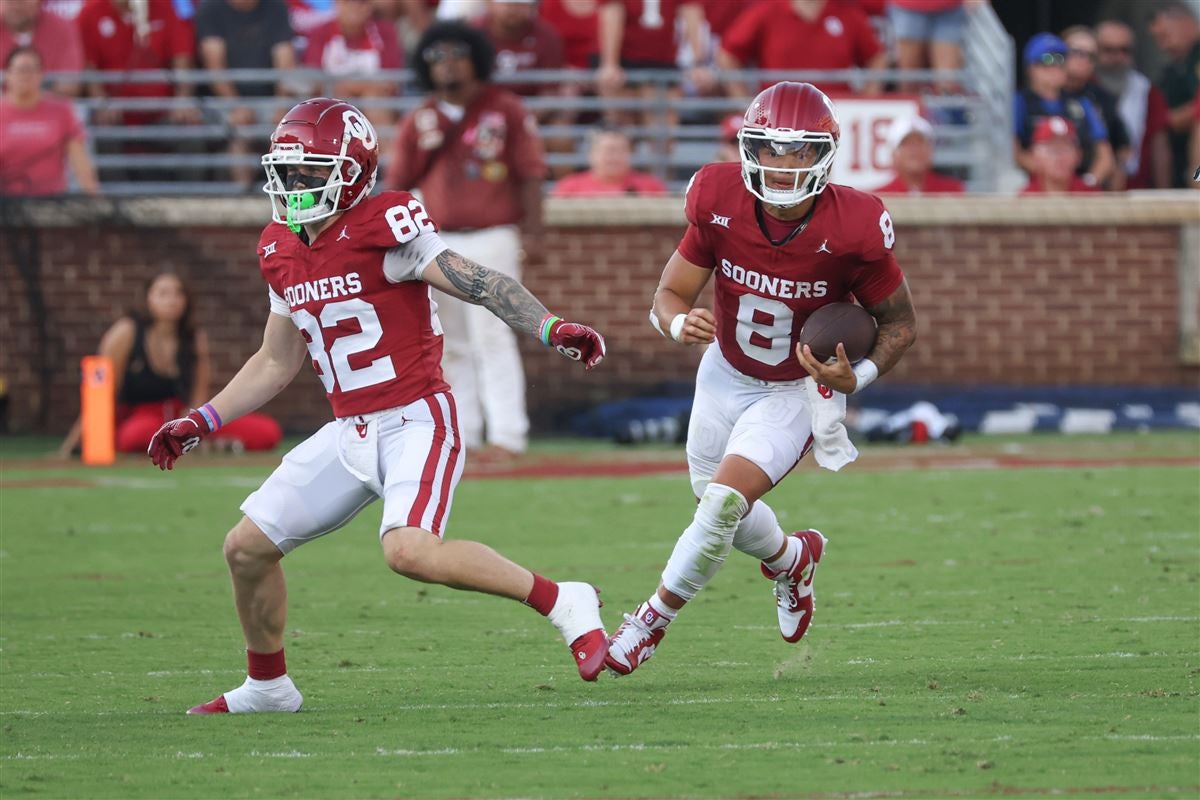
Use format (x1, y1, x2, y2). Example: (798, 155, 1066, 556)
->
(764, 534, 801, 575)
(660, 483, 748, 601)
(731, 500, 787, 561)
(644, 593, 677, 627)
(223, 674, 302, 713)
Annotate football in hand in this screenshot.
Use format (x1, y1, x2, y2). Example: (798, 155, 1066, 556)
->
(799, 302, 877, 363)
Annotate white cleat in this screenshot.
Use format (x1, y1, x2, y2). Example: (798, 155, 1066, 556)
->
(546, 582, 607, 681)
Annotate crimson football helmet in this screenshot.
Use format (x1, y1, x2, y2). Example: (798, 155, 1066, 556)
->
(262, 98, 379, 228)
(738, 82, 840, 207)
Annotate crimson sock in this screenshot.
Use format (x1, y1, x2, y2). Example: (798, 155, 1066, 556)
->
(523, 573, 559, 616)
(247, 648, 287, 680)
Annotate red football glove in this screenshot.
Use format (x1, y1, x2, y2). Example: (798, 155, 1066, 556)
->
(147, 406, 218, 470)
(542, 315, 606, 370)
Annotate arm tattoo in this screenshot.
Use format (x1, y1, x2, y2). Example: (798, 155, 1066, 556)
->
(435, 249, 549, 339)
(864, 279, 918, 376)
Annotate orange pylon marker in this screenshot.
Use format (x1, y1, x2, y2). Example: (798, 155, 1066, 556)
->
(80, 355, 115, 465)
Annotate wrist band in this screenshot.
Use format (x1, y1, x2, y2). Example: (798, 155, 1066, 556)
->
(851, 359, 879, 394)
(197, 403, 223, 432)
(539, 314, 562, 346)
(668, 313, 687, 342)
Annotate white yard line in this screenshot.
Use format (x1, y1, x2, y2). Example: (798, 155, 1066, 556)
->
(5, 733, 1197, 762)
(3, 675, 1196, 718)
(12, 614, 1195, 644)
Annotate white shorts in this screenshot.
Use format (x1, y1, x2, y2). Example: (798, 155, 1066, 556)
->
(240, 392, 465, 554)
(686, 346, 814, 498)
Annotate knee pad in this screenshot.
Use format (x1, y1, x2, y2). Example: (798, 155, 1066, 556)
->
(661, 483, 748, 601)
(732, 500, 785, 561)
(695, 482, 749, 530)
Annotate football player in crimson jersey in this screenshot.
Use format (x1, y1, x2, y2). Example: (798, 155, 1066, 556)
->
(606, 82, 918, 676)
(146, 98, 610, 713)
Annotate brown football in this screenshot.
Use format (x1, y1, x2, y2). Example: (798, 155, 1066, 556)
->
(799, 302, 877, 363)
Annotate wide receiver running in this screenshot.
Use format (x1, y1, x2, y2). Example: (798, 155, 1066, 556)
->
(147, 98, 610, 713)
(606, 82, 918, 675)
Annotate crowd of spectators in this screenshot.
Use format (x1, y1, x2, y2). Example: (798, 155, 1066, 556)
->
(1, 0, 1198, 197)
(1012, 4, 1199, 193)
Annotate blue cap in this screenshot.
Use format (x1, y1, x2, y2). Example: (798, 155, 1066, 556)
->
(1024, 33, 1067, 65)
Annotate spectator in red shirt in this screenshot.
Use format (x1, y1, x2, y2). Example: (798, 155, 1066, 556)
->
(703, 0, 758, 41)
(305, 0, 404, 156)
(539, 0, 597, 70)
(197, 0, 297, 189)
(595, 0, 710, 128)
(0, 0, 84, 95)
(77, 0, 198, 127)
(478, 0, 565, 97)
(718, 0, 887, 97)
(551, 127, 668, 196)
(1021, 116, 1098, 194)
(305, 0, 404, 108)
(0, 46, 98, 196)
(888, 0, 966, 93)
(875, 115, 965, 194)
(477, 0, 574, 161)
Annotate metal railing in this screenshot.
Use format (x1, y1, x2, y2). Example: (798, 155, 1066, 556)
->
(963, 0, 1018, 191)
(38, 64, 1009, 195)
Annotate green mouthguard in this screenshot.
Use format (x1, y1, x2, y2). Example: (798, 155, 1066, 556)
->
(286, 192, 317, 233)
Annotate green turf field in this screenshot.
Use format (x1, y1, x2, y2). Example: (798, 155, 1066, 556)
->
(2, 434, 1198, 799)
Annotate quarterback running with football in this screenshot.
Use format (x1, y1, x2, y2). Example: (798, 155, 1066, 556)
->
(147, 98, 610, 713)
(606, 82, 918, 675)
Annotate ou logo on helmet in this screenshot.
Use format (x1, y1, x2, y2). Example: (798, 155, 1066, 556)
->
(342, 109, 378, 151)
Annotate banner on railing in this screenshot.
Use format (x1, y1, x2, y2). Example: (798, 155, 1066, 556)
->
(828, 96, 922, 191)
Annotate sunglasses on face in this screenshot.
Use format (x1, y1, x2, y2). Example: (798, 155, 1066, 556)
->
(1099, 44, 1133, 55)
(422, 43, 470, 64)
(1033, 52, 1066, 67)
(1068, 48, 1097, 61)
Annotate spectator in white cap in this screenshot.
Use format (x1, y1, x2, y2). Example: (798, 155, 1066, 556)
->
(875, 114, 965, 195)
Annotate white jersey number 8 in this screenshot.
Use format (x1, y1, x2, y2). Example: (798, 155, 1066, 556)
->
(735, 294, 794, 366)
(879, 210, 895, 249)
(293, 299, 396, 393)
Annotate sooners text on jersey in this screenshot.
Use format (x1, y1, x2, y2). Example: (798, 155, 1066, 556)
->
(258, 191, 450, 417)
(679, 162, 904, 382)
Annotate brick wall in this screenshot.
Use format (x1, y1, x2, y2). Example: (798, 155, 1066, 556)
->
(1, 197, 1196, 435)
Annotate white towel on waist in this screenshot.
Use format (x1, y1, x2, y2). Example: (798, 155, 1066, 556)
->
(804, 377, 858, 471)
(337, 414, 382, 494)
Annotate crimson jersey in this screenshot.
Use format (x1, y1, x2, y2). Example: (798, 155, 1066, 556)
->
(258, 192, 451, 418)
(679, 162, 904, 382)
(606, 0, 685, 64)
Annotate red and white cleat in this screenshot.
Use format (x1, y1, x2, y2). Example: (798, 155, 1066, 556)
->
(547, 582, 607, 681)
(185, 676, 303, 715)
(761, 530, 827, 643)
(604, 602, 668, 677)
